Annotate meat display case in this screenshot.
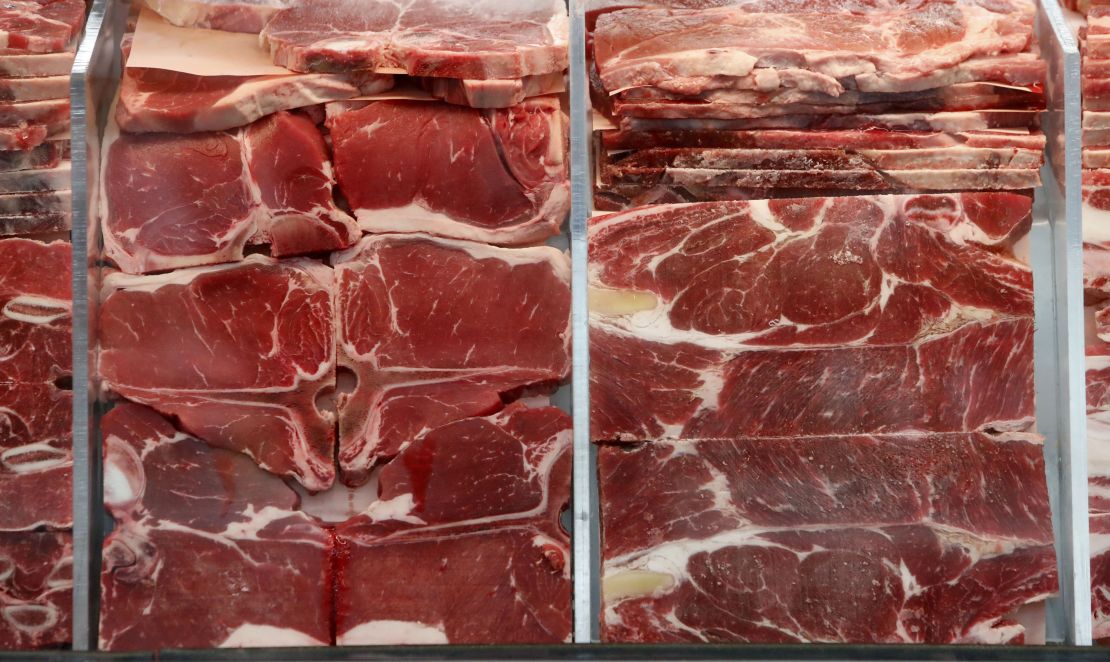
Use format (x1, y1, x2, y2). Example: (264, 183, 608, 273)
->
(42, 0, 1107, 657)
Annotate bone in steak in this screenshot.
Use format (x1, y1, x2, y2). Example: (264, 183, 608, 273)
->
(1089, 339, 1110, 640)
(0, 239, 72, 385)
(621, 110, 1043, 133)
(327, 98, 568, 245)
(0, 384, 71, 532)
(593, 1, 1034, 95)
(98, 256, 337, 491)
(332, 234, 571, 486)
(598, 433, 1056, 644)
(0, 532, 72, 649)
(336, 404, 572, 644)
(98, 403, 332, 650)
(0, 213, 69, 236)
(0, 1, 85, 54)
(0, 99, 69, 127)
(0, 190, 70, 215)
(103, 110, 359, 273)
(146, 0, 292, 33)
(0, 162, 70, 193)
(261, 0, 569, 78)
(589, 194, 1034, 441)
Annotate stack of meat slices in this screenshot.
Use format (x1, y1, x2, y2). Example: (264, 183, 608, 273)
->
(1065, 0, 1110, 642)
(589, 0, 1046, 210)
(97, 0, 574, 648)
(0, 0, 85, 236)
(0, 0, 87, 651)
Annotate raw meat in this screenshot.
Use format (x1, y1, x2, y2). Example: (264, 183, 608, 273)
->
(0, 122, 64, 151)
(621, 110, 1043, 133)
(332, 234, 571, 485)
(336, 528, 570, 645)
(1089, 342, 1110, 640)
(336, 404, 572, 645)
(0, 75, 67, 102)
(0, 238, 71, 384)
(598, 433, 1056, 643)
(102, 110, 359, 273)
(342, 403, 571, 537)
(99, 403, 332, 650)
(98, 256, 337, 491)
(600, 128, 1047, 151)
(0, 140, 66, 171)
(0, 51, 74, 78)
(0, 212, 69, 236)
(0, 190, 69, 215)
(593, 1, 1034, 94)
(422, 72, 565, 109)
(146, 0, 292, 33)
(0, 99, 68, 127)
(0, 385, 71, 531)
(0, 532, 72, 650)
(327, 98, 568, 245)
(0, 1, 86, 54)
(589, 194, 1035, 441)
(116, 65, 393, 133)
(0, 162, 69, 192)
(261, 0, 569, 78)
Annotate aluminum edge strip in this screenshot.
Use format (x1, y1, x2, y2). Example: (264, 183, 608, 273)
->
(1039, 0, 1093, 646)
(69, 0, 107, 650)
(569, 0, 598, 644)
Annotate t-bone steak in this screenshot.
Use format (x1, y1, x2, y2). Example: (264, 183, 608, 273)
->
(0, 532, 72, 650)
(332, 234, 571, 485)
(98, 256, 337, 491)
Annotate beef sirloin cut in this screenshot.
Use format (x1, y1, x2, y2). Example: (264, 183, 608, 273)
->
(103, 111, 359, 273)
(146, 0, 292, 33)
(98, 256, 337, 491)
(589, 194, 1034, 441)
(261, 0, 569, 78)
(0, 384, 71, 532)
(598, 434, 1056, 644)
(327, 98, 568, 245)
(332, 234, 571, 485)
(336, 404, 572, 644)
(98, 404, 332, 650)
(0, 532, 72, 650)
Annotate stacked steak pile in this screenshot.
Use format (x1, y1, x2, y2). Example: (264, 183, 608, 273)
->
(97, 0, 573, 649)
(588, 0, 1057, 645)
(1066, 0, 1110, 643)
(590, 0, 1046, 210)
(0, 0, 87, 651)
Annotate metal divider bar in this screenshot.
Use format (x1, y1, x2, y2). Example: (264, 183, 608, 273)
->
(1039, 0, 1093, 646)
(569, 0, 598, 645)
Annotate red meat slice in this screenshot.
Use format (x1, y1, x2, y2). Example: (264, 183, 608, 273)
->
(98, 257, 337, 491)
(0, 532, 71, 650)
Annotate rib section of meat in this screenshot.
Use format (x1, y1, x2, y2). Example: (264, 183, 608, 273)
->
(260, 0, 569, 78)
(590, 194, 1034, 442)
(598, 434, 1056, 644)
(102, 110, 359, 273)
(327, 98, 569, 245)
(332, 234, 571, 485)
(98, 256, 337, 491)
(98, 403, 332, 650)
(336, 403, 572, 645)
(0, 531, 72, 650)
